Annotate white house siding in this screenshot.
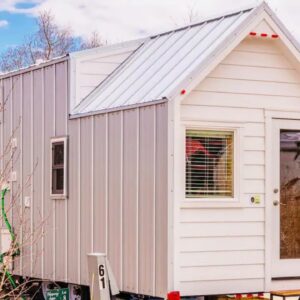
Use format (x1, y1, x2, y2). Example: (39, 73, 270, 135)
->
(177, 37, 300, 296)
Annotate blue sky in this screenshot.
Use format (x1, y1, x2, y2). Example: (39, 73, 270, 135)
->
(0, 0, 300, 54)
(0, 12, 36, 50)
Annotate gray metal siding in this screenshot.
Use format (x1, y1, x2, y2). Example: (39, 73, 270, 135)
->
(1, 60, 169, 297)
(155, 104, 168, 296)
(80, 117, 93, 285)
(55, 62, 68, 282)
(107, 112, 123, 289)
(22, 72, 32, 277)
(43, 65, 55, 280)
(11, 75, 22, 275)
(67, 118, 80, 284)
(33, 68, 43, 279)
(138, 107, 156, 295)
(92, 114, 107, 254)
(122, 109, 139, 293)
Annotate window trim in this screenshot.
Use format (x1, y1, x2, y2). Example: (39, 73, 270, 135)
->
(50, 136, 68, 199)
(181, 122, 244, 207)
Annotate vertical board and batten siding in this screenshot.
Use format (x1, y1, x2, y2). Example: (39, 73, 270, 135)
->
(22, 72, 33, 277)
(32, 69, 43, 279)
(178, 37, 300, 295)
(0, 64, 168, 297)
(67, 104, 168, 294)
(54, 62, 68, 282)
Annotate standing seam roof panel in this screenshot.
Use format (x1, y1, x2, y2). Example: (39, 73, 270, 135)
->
(76, 36, 165, 113)
(122, 22, 219, 108)
(135, 17, 237, 104)
(156, 10, 252, 100)
(98, 32, 184, 110)
(73, 8, 255, 115)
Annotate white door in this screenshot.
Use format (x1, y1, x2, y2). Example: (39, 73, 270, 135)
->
(272, 119, 300, 278)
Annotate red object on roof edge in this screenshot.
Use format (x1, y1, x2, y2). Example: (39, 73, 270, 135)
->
(167, 291, 180, 300)
(249, 32, 279, 39)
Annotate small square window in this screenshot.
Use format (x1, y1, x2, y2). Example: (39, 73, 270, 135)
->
(186, 130, 234, 198)
(51, 137, 68, 198)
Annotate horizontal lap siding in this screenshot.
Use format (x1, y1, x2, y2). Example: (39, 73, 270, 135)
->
(178, 38, 300, 295)
(178, 279, 265, 296)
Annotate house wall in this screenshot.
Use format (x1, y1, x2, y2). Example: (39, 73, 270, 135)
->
(176, 37, 300, 296)
(0, 59, 168, 297)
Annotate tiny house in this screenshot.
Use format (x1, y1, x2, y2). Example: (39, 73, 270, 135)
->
(2, 1, 300, 298)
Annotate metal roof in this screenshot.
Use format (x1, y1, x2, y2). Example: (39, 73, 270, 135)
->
(71, 3, 284, 115)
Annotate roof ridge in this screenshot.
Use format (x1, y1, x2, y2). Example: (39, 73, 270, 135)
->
(149, 2, 260, 39)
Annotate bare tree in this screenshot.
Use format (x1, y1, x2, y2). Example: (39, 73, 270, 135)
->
(80, 31, 105, 50)
(171, 2, 201, 26)
(0, 80, 47, 299)
(0, 11, 104, 73)
(0, 46, 30, 73)
(27, 11, 78, 62)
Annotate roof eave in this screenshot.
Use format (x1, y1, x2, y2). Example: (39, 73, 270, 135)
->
(69, 98, 168, 119)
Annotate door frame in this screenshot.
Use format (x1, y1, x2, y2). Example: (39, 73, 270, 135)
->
(265, 110, 300, 290)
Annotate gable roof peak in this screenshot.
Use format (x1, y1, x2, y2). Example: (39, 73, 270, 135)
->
(71, 1, 299, 116)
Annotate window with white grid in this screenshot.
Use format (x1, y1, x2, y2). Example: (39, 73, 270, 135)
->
(185, 130, 234, 198)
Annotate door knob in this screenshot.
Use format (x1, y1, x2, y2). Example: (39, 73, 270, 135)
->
(273, 200, 279, 206)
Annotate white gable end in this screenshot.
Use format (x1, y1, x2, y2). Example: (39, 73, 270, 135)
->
(253, 19, 276, 36)
(176, 35, 300, 295)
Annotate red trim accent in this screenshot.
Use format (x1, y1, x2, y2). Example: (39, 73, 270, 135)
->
(167, 291, 180, 300)
(272, 34, 279, 39)
(249, 32, 257, 36)
(247, 294, 253, 298)
(181, 89, 186, 95)
(258, 293, 264, 298)
(235, 294, 242, 299)
(261, 33, 268, 37)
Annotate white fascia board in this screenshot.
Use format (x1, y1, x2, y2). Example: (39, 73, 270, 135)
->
(263, 3, 300, 54)
(262, 14, 300, 62)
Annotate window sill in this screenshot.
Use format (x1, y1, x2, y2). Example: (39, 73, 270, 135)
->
(50, 194, 68, 200)
(181, 198, 244, 208)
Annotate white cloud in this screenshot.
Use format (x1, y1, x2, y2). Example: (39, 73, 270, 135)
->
(16, 0, 261, 42)
(2, 0, 300, 43)
(0, 20, 8, 28)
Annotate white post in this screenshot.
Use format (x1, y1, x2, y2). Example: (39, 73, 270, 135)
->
(87, 253, 119, 300)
